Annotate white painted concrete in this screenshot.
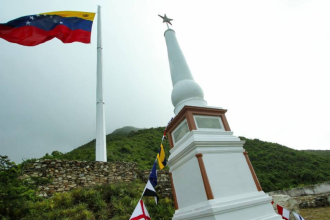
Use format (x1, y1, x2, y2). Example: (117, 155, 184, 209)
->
(163, 27, 281, 219)
(95, 6, 107, 162)
(164, 29, 207, 115)
(203, 153, 257, 198)
(168, 129, 282, 220)
(173, 157, 207, 208)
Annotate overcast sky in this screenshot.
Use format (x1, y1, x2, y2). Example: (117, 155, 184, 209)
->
(1, 0, 329, 164)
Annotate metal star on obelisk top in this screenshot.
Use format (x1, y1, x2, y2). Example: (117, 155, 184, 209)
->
(158, 14, 173, 29)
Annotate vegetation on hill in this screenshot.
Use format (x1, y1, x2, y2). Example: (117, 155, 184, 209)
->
(301, 150, 330, 161)
(2, 126, 330, 219)
(44, 126, 330, 192)
(110, 126, 141, 136)
(43, 127, 170, 170)
(0, 161, 174, 220)
(0, 156, 51, 219)
(22, 182, 173, 220)
(241, 137, 330, 192)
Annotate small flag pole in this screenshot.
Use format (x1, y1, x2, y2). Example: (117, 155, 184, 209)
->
(95, 5, 107, 162)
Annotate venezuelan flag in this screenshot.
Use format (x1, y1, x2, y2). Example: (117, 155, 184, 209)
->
(0, 11, 95, 46)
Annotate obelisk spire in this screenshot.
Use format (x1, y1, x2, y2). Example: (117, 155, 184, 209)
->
(159, 14, 207, 115)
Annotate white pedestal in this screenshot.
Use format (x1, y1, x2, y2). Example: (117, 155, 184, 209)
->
(167, 130, 282, 220)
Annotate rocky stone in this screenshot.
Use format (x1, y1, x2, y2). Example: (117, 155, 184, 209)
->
(294, 193, 330, 208)
(21, 159, 144, 197)
(272, 195, 300, 220)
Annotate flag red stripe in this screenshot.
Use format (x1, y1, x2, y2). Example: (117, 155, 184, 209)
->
(0, 24, 91, 46)
(130, 200, 151, 220)
(141, 200, 151, 220)
(277, 204, 289, 220)
(131, 214, 151, 220)
(140, 200, 147, 219)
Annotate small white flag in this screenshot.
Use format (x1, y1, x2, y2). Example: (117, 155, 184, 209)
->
(142, 180, 159, 204)
(129, 199, 151, 220)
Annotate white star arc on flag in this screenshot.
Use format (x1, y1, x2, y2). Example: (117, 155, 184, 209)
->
(26, 21, 31, 25)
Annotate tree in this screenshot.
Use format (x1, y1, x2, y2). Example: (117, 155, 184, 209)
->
(0, 155, 46, 218)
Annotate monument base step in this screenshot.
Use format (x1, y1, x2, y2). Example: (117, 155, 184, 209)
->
(173, 192, 282, 220)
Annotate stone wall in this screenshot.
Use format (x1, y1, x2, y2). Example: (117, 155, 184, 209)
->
(268, 181, 330, 197)
(268, 182, 330, 209)
(271, 195, 300, 220)
(23, 159, 139, 197)
(23, 159, 330, 210)
(293, 193, 330, 208)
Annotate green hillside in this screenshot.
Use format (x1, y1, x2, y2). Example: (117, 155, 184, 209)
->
(2, 127, 330, 219)
(240, 137, 330, 191)
(44, 127, 330, 192)
(44, 127, 170, 170)
(110, 126, 141, 136)
(301, 150, 330, 161)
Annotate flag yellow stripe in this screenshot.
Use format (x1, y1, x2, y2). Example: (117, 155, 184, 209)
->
(157, 156, 165, 170)
(39, 11, 95, 21)
(157, 144, 166, 170)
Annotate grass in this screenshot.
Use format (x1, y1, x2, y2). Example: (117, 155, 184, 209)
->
(1, 181, 174, 220)
(300, 207, 330, 220)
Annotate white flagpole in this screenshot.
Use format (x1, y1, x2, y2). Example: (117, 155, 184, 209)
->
(95, 5, 107, 162)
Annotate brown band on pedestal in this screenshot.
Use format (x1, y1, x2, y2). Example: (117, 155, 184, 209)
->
(220, 115, 231, 131)
(243, 151, 262, 191)
(167, 132, 174, 149)
(187, 111, 197, 130)
(169, 172, 179, 210)
(195, 153, 214, 200)
(166, 106, 232, 149)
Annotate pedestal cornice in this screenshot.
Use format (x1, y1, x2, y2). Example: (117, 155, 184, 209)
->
(166, 105, 232, 149)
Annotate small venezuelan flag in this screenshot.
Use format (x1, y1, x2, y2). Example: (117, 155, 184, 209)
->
(0, 11, 95, 46)
(157, 143, 167, 170)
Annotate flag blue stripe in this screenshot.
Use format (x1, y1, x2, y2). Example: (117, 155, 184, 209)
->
(3, 15, 93, 32)
(149, 161, 158, 187)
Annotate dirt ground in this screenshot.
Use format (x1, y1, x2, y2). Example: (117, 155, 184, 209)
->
(299, 207, 330, 220)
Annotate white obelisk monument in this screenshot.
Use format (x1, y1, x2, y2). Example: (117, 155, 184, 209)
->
(159, 14, 282, 220)
(95, 6, 107, 162)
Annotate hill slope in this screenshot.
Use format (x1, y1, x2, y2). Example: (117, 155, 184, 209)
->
(45, 127, 330, 192)
(46, 127, 169, 170)
(301, 150, 330, 161)
(240, 137, 330, 191)
(110, 126, 141, 136)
